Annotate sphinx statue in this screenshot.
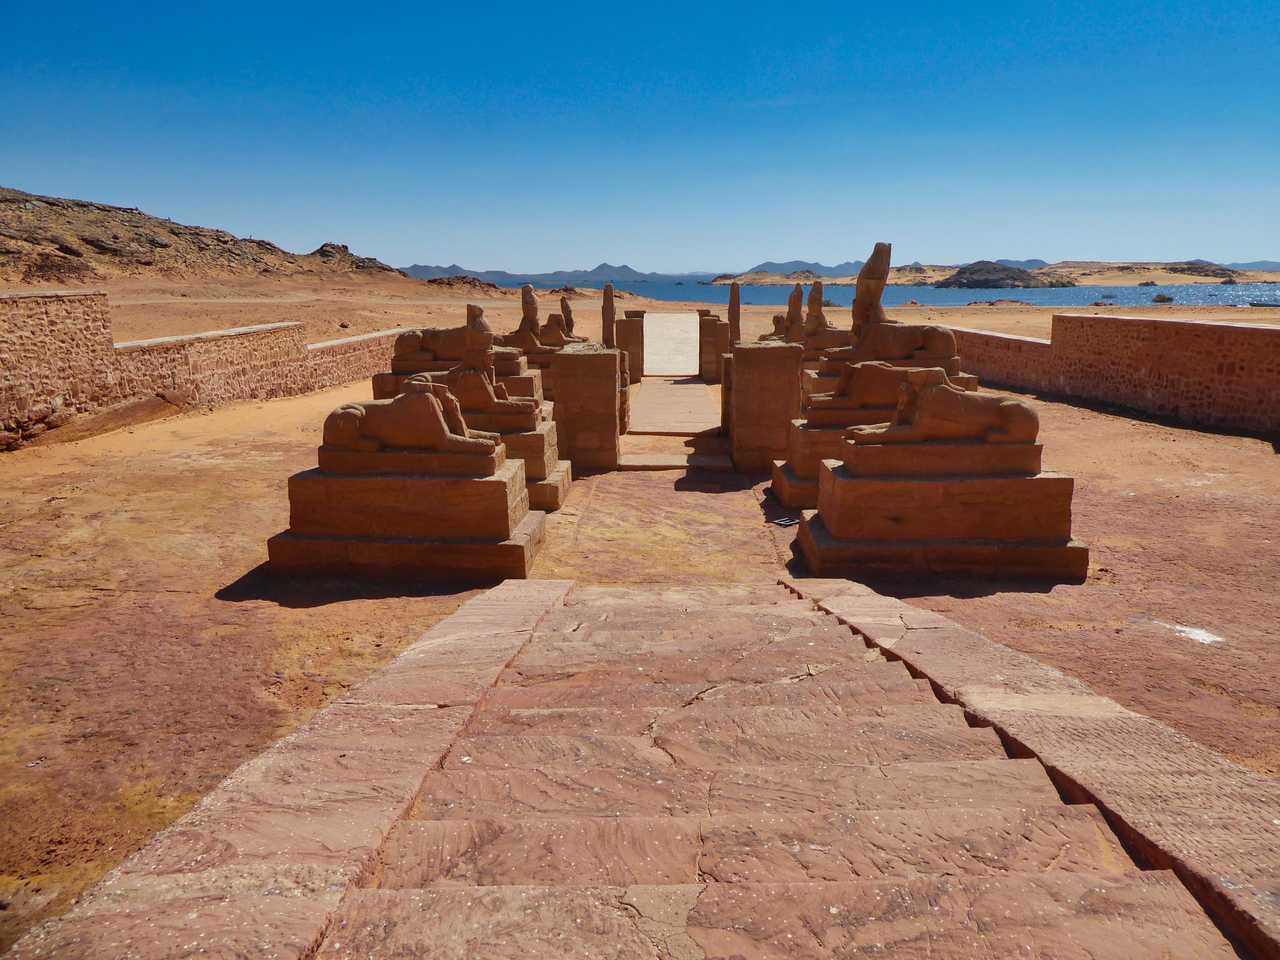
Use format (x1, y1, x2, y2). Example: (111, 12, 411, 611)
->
(806, 360, 952, 425)
(756, 285, 805, 341)
(847, 369, 1039, 445)
(407, 308, 540, 433)
(800, 280, 855, 353)
(559, 297, 589, 342)
(323, 384, 497, 455)
(496, 284, 559, 356)
(820, 242, 960, 376)
(391, 303, 525, 375)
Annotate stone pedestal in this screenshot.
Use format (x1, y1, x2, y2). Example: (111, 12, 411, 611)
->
(797, 442, 1088, 581)
(618, 351, 631, 434)
(268, 455, 546, 581)
(503, 421, 573, 511)
(699, 315, 732, 383)
(551, 345, 622, 470)
(720, 354, 734, 437)
(616, 311, 645, 383)
(730, 342, 802, 472)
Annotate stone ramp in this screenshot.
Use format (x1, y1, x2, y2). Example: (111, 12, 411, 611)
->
(11, 581, 1256, 958)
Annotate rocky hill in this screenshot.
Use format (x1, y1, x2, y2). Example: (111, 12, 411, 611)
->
(936, 261, 1075, 289)
(0, 186, 403, 283)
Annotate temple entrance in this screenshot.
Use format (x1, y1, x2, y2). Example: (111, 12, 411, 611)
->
(642, 312, 699, 376)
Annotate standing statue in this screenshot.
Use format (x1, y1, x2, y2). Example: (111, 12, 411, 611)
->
(602, 283, 617, 348)
(727, 281, 741, 345)
(559, 296, 589, 342)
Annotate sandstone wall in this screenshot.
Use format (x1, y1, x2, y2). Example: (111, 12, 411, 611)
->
(951, 314, 1280, 434)
(2, 291, 404, 449)
(1, 292, 118, 444)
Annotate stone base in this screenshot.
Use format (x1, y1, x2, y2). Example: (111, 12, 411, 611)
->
(802, 370, 839, 399)
(268, 510, 546, 581)
(842, 442, 1043, 478)
(804, 405, 896, 428)
(501, 370, 543, 403)
(770, 460, 818, 508)
(316, 444, 504, 478)
(286, 462, 528, 541)
(502, 422, 559, 481)
(797, 512, 1089, 582)
(528, 460, 572, 511)
(817, 463, 1075, 542)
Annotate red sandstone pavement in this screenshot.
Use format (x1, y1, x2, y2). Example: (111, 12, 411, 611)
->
(13, 579, 1271, 958)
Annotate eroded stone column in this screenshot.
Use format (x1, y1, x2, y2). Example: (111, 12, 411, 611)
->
(730, 342, 802, 472)
(551, 344, 622, 470)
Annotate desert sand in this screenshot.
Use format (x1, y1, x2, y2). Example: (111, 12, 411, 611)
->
(3, 276, 1280, 949)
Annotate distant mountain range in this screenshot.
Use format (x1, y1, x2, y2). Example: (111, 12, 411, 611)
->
(401, 262, 718, 286)
(403, 256, 1280, 290)
(741, 260, 865, 277)
(994, 259, 1050, 270)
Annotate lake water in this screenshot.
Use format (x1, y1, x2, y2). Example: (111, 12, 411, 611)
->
(602, 280, 1280, 310)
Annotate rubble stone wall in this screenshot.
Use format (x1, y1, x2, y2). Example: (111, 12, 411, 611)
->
(1, 292, 118, 445)
(952, 314, 1280, 433)
(2, 290, 404, 449)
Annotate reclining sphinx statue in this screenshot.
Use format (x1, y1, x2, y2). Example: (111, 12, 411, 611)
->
(820, 242, 961, 377)
(408, 306, 540, 432)
(538, 296, 589, 345)
(497, 284, 561, 355)
(808, 360, 951, 420)
(390, 302, 523, 372)
(323, 379, 498, 455)
(846, 368, 1039, 445)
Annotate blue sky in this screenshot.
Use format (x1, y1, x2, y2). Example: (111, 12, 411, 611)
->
(4, 1, 1277, 272)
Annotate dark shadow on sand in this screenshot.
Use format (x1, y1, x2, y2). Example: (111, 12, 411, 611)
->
(216, 562, 481, 609)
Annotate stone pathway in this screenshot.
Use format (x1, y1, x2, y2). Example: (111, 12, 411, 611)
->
(12, 580, 1254, 957)
(318, 582, 1232, 957)
(628, 377, 722, 436)
(642, 312, 700, 376)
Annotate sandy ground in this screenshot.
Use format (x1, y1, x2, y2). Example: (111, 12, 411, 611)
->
(2, 278, 1279, 948)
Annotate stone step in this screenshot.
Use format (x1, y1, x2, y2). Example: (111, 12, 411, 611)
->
(410, 757, 1060, 819)
(617, 452, 735, 472)
(322, 873, 1233, 958)
(463, 701, 966, 738)
(443, 722, 1003, 771)
(480, 667, 930, 711)
(562, 582, 796, 607)
(377, 805, 1137, 888)
(505, 618, 875, 687)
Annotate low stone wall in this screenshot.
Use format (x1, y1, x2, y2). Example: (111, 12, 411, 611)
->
(951, 314, 1280, 434)
(1, 290, 403, 449)
(1, 292, 118, 444)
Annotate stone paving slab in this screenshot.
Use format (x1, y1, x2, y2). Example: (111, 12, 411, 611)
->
(378, 805, 1136, 888)
(627, 376, 722, 435)
(319, 874, 1234, 959)
(783, 575, 1280, 959)
(410, 757, 1062, 820)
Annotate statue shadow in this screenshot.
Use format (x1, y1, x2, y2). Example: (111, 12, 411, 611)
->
(216, 562, 480, 609)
